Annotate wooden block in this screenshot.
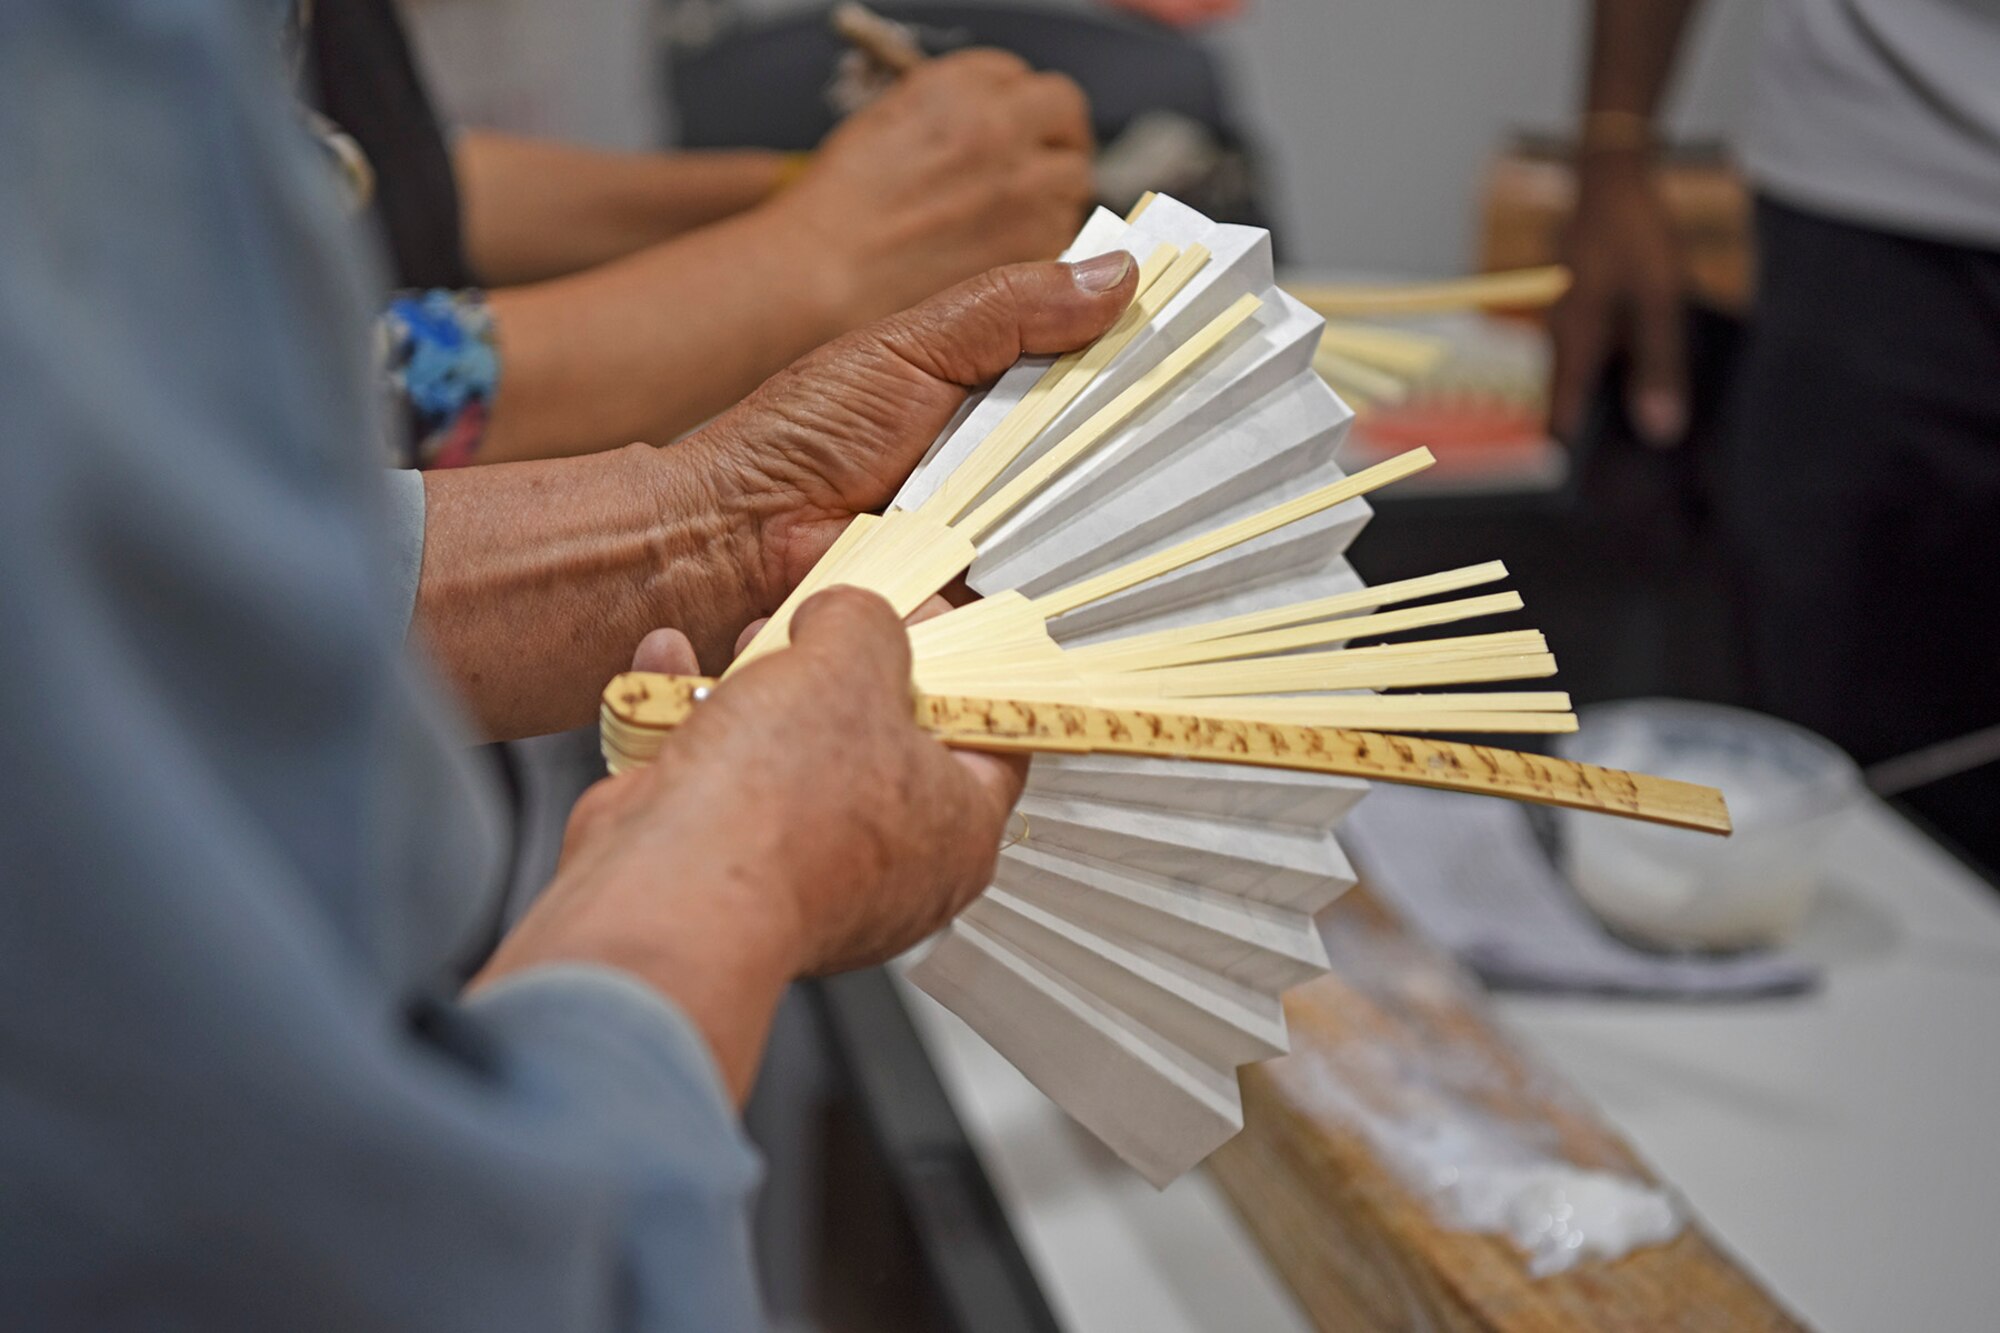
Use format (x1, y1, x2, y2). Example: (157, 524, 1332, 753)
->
(1207, 889, 1805, 1331)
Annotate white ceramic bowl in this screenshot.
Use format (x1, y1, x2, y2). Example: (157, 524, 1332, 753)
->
(1553, 700, 1862, 951)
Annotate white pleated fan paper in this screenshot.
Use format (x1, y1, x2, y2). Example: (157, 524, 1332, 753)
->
(891, 198, 1375, 1186)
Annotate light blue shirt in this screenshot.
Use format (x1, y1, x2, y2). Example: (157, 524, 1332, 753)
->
(0, 3, 762, 1328)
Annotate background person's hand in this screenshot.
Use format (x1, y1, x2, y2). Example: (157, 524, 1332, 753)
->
(478, 588, 1025, 1099)
(774, 50, 1097, 324)
(1549, 158, 1688, 447)
(680, 253, 1137, 666)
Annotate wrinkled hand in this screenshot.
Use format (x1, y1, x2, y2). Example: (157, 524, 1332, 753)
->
(680, 255, 1137, 666)
(1549, 160, 1688, 447)
(483, 589, 1024, 1020)
(774, 50, 1096, 322)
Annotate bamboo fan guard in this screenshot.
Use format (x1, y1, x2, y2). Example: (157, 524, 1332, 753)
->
(601, 195, 1727, 1187)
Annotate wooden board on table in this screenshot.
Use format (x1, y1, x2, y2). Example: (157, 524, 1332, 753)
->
(1207, 889, 1804, 1332)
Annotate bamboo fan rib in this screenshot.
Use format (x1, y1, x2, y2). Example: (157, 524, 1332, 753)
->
(604, 198, 1724, 1188)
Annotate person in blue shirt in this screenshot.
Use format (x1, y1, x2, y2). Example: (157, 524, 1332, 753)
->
(0, 2, 1136, 1327)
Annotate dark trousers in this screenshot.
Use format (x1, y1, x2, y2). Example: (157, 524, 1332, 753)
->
(1725, 198, 2000, 873)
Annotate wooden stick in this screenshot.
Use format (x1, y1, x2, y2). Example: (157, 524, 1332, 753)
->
(1063, 561, 1511, 661)
(895, 676, 1577, 732)
(1168, 690, 1574, 717)
(1287, 266, 1571, 317)
(1098, 650, 1560, 698)
(601, 673, 1731, 834)
(1033, 448, 1436, 619)
(1076, 591, 1525, 672)
(831, 2, 926, 72)
(1139, 705, 1577, 734)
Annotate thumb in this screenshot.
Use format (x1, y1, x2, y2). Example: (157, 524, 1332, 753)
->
(869, 254, 1139, 390)
(787, 586, 915, 701)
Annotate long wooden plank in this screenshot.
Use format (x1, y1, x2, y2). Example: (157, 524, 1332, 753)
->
(602, 674, 1731, 834)
(1210, 889, 1803, 1332)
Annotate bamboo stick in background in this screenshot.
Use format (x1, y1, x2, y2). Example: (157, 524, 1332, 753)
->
(1287, 265, 1571, 318)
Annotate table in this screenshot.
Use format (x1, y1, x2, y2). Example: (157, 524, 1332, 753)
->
(898, 796, 2000, 1331)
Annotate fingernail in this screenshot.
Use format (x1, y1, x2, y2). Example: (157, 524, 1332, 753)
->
(1071, 251, 1133, 293)
(1635, 390, 1686, 447)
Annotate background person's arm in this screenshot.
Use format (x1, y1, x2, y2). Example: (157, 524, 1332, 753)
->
(415, 254, 1138, 741)
(1548, 0, 1701, 447)
(455, 131, 792, 284)
(472, 50, 1095, 465)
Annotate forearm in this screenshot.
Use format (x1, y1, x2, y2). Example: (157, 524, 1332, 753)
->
(413, 441, 765, 739)
(1582, 0, 1700, 124)
(457, 131, 789, 284)
(477, 835, 805, 1106)
(477, 206, 852, 461)
(477, 734, 827, 1104)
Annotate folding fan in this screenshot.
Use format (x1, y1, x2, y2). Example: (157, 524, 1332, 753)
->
(600, 197, 1727, 1187)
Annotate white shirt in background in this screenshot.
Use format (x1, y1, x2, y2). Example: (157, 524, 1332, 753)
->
(1745, 0, 2000, 248)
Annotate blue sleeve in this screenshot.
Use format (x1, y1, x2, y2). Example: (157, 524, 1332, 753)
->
(0, 5, 762, 1329)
